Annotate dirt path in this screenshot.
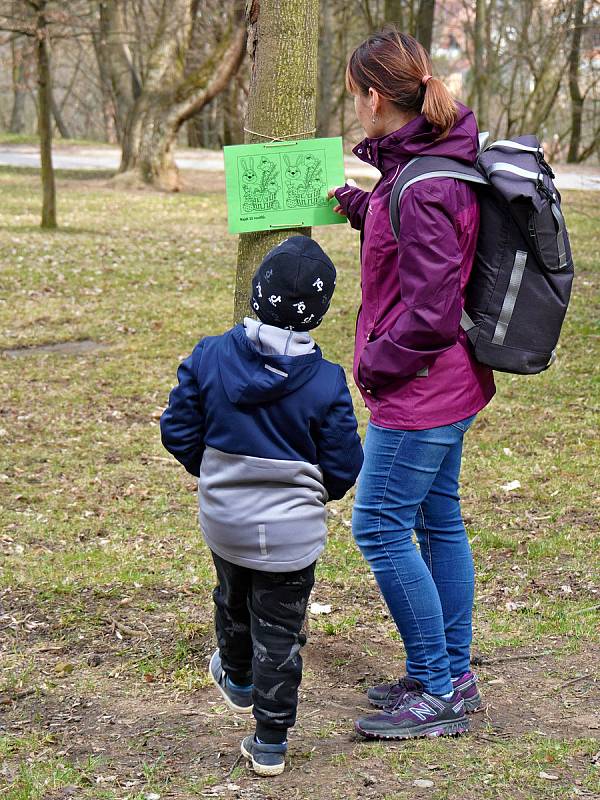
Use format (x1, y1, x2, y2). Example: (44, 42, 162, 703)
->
(2, 585, 599, 799)
(0, 142, 599, 190)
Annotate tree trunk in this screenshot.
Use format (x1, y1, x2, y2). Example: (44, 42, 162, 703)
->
(473, 0, 488, 131)
(98, 0, 140, 143)
(233, 0, 320, 324)
(51, 92, 71, 139)
(567, 0, 584, 163)
(223, 80, 243, 146)
(9, 36, 27, 134)
(415, 0, 435, 51)
(384, 0, 405, 26)
(316, 0, 333, 137)
(118, 0, 246, 190)
(35, 3, 56, 229)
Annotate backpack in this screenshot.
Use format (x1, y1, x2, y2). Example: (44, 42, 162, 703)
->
(389, 135, 574, 374)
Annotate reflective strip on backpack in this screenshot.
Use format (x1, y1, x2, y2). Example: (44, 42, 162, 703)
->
(397, 170, 489, 204)
(488, 162, 545, 183)
(550, 203, 569, 270)
(460, 309, 476, 332)
(492, 250, 528, 345)
(488, 140, 544, 154)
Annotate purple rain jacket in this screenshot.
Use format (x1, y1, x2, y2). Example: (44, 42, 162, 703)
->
(334, 103, 496, 430)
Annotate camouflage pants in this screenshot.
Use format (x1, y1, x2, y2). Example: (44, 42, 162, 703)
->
(211, 551, 315, 742)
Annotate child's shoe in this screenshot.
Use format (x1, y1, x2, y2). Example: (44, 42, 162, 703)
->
(208, 650, 253, 713)
(241, 735, 287, 777)
(355, 690, 469, 740)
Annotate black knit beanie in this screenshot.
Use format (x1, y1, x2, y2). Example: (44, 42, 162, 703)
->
(249, 236, 337, 332)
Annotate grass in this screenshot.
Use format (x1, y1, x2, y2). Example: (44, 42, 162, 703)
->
(0, 168, 598, 799)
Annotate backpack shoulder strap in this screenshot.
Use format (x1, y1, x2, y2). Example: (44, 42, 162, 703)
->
(389, 156, 489, 241)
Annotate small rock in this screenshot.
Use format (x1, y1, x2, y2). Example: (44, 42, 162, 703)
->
(501, 480, 521, 492)
(87, 653, 103, 667)
(145, 793, 161, 800)
(413, 778, 434, 788)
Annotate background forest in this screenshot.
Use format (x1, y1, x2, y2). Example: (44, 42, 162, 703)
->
(0, 0, 598, 183)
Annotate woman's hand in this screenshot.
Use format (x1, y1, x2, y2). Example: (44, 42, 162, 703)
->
(327, 187, 346, 215)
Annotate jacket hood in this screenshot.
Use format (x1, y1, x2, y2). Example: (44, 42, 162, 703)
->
(217, 325, 322, 406)
(354, 103, 479, 174)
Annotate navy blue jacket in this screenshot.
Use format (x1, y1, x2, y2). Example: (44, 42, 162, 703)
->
(160, 325, 363, 571)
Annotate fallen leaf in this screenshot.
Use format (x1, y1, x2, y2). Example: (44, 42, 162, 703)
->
(309, 603, 332, 615)
(54, 661, 75, 675)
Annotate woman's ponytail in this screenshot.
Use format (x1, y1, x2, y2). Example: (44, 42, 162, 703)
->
(421, 76, 458, 139)
(346, 26, 459, 140)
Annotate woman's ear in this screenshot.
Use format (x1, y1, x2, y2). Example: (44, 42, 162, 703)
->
(368, 87, 382, 116)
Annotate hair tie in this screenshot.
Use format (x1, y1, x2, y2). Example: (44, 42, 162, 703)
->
(422, 74, 433, 86)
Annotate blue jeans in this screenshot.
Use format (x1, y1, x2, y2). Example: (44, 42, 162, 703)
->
(352, 417, 476, 696)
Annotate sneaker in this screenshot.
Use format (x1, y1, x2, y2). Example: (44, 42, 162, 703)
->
(452, 671, 482, 713)
(367, 675, 424, 709)
(208, 650, 253, 714)
(367, 671, 482, 713)
(355, 690, 469, 740)
(241, 735, 287, 777)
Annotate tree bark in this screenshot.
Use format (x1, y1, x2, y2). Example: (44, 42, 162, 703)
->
(9, 35, 27, 134)
(567, 0, 584, 163)
(415, 0, 435, 51)
(34, 2, 56, 229)
(233, 0, 320, 324)
(118, 0, 246, 190)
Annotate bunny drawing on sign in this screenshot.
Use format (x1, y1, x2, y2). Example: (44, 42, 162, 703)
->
(284, 155, 305, 207)
(240, 157, 258, 211)
(239, 156, 281, 212)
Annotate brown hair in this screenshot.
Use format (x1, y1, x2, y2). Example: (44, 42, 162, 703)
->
(346, 27, 458, 139)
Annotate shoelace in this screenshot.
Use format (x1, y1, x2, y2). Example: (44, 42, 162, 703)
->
(387, 685, 424, 713)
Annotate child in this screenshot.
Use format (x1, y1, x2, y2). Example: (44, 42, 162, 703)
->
(160, 236, 363, 776)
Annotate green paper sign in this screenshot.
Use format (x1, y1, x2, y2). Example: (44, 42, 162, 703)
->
(223, 137, 346, 234)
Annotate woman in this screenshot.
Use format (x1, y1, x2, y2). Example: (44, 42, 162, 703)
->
(330, 29, 496, 740)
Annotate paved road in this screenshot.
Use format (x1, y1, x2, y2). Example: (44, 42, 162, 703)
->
(1, 144, 599, 190)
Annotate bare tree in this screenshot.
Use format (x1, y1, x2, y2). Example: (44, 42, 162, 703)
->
(234, 0, 320, 323)
(117, 0, 246, 190)
(32, 0, 57, 228)
(567, 0, 585, 162)
(92, 0, 140, 143)
(9, 29, 28, 133)
(416, 0, 435, 50)
(0, 1, 57, 227)
(317, 0, 334, 137)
